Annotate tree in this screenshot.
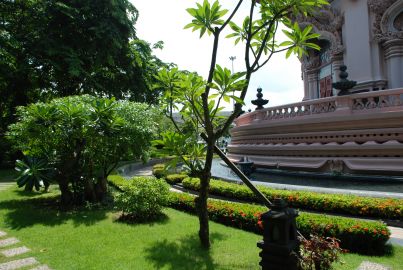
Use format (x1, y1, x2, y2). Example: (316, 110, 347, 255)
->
(155, 0, 327, 248)
(8, 95, 161, 206)
(0, 0, 169, 166)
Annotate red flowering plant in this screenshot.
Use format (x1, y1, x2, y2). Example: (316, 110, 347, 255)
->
(298, 234, 345, 270)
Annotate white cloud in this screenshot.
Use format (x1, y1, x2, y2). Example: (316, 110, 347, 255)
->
(131, 0, 304, 109)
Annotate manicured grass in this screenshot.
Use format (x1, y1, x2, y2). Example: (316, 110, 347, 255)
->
(338, 246, 403, 270)
(0, 187, 261, 270)
(0, 171, 402, 270)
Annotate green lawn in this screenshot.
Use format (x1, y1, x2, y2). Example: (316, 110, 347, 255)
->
(0, 186, 262, 270)
(0, 178, 402, 269)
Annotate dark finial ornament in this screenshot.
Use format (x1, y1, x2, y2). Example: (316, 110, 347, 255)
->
(251, 87, 269, 110)
(332, 65, 357, 96)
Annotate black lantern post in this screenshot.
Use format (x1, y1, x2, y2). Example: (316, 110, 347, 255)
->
(257, 198, 300, 270)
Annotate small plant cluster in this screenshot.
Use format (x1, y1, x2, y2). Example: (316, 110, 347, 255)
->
(152, 164, 188, 184)
(114, 176, 170, 222)
(299, 235, 345, 270)
(182, 177, 403, 220)
(108, 175, 390, 254)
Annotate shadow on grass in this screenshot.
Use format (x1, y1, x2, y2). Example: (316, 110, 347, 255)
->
(144, 233, 226, 270)
(114, 212, 170, 226)
(0, 195, 108, 230)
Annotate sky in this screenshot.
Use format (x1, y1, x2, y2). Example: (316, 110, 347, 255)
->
(130, 0, 304, 110)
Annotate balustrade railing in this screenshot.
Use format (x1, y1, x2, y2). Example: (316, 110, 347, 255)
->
(236, 88, 403, 126)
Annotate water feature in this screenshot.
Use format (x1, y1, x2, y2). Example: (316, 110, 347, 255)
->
(211, 158, 403, 199)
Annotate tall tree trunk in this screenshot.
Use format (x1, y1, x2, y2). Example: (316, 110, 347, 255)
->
(58, 175, 73, 209)
(197, 138, 215, 248)
(197, 171, 211, 248)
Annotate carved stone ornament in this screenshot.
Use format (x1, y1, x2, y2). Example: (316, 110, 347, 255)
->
(295, 5, 345, 56)
(295, 5, 345, 70)
(368, 0, 403, 42)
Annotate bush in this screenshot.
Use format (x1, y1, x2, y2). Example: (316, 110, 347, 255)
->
(152, 164, 166, 179)
(182, 177, 403, 220)
(114, 176, 170, 221)
(108, 175, 390, 254)
(165, 174, 187, 184)
(8, 95, 160, 205)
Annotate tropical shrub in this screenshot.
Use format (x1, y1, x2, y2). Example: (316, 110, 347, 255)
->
(108, 175, 391, 254)
(114, 176, 170, 221)
(8, 95, 160, 206)
(15, 157, 54, 192)
(182, 177, 403, 220)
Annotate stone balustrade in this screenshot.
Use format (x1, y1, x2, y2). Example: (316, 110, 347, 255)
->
(235, 88, 403, 126)
(228, 88, 403, 175)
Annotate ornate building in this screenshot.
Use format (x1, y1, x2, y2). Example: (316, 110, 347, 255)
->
(299, 0, 403, 100)
(227, 0, 403, 176)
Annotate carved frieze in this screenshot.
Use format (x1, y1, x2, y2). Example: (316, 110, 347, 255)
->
(368, 0, 403, 42)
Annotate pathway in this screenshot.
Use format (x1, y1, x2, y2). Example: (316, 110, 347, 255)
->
(0, 182, 14, 192)
(0, 178, 51, 270)
(0, 230, 51, 270)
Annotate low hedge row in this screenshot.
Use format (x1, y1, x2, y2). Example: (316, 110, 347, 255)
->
(168, 192, 390, 254)
(108, 175, 391, 254)
(182, 177, 403, 220)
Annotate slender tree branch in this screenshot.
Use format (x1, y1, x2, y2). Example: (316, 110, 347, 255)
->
(251, 8, 292, 70)
(245, 0, 255, 71)
(219, 0, 244, 32)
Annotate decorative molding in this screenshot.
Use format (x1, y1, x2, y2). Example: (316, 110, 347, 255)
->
(368, 0, 403, 42)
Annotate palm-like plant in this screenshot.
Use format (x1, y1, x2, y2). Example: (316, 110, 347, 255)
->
(15, 157, 54, 192)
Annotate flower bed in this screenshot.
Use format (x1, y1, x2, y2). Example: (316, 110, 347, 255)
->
(182, 177, 403, 220)
(108, 175, 391, 254)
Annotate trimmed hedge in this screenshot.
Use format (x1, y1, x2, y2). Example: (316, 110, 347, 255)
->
(152, 164, 166, 178)
(165, 174, 188, 184)
(108, 175, 391, 254)
(182, 177, 403, 220)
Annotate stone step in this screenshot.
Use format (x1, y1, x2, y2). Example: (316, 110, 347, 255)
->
(0, 238, 20, 248)
(1, 246, 30, 257)
(357, 261, 391, 270)
(0, 231, 6, 238)
(0, 257, 38, 270)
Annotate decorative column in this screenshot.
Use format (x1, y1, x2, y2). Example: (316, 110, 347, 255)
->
(306, 70, 319, 99)
(331, 53, 344, 96)
(383, 39, 403, 89)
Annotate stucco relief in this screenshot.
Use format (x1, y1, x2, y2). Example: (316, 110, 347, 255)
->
(296, 6, 344, 70)
(296, 6, 344, 55)
(368, 0, 403, 41)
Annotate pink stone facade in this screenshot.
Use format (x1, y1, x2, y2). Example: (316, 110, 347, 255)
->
(228, 1, 403, 176)
(228, 89, 403, 175)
